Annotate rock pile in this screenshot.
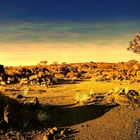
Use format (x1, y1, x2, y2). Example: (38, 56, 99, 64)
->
(1, 60, 140, 86)
(0, 127, 68, 140)
(42, 127, 66, 140)
(0, 94, 50, 130)
(105, 87, 140, 106)
(0, 64, 82, 86)
(0, 66, 63, 86)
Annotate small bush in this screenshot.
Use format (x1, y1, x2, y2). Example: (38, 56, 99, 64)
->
(20, 86, 29, 95)
(37, 111, 51, 122)
(75, 92, 92, 103)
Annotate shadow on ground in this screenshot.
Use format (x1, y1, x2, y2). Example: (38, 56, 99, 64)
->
(0, 93, 117, 129)
(0, 93, 117, 139)
(52, 79, 90, 88)
(48, 104, 117, 127)
(62, 79, 88, 84)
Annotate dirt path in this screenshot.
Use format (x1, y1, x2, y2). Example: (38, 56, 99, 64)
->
(71, 105, 140, 140)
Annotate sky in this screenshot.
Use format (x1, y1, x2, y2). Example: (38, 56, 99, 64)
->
(0, 0, 140, 66)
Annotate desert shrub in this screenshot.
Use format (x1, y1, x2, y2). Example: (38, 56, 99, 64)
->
(75, 91, 94, 104)
(61, 62, 67, 65)
(20, 86, 29, 95)
(52, 61, 58, 65)
(0, 86, 5, 93)
(37, 110, 50, 123)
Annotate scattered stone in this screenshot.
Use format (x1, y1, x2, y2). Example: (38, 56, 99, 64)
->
(42, 135, 49, 140)
(16, 94, 23, 99)
(105, 87, 140, 106)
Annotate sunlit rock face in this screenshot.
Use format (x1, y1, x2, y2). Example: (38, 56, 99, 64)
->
(127, 34, 140, 54)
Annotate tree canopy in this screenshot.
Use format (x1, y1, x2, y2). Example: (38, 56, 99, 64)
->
(127, 34, 140, 54)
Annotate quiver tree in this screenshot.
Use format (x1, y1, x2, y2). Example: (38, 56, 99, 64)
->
(127, 34, 140, 54)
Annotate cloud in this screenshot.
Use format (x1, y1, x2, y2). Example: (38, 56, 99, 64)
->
(0, 21, 140, 65)
(0, 21, 140, 44)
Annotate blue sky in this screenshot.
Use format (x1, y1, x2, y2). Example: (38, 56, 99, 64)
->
(0, 0, 139, 22)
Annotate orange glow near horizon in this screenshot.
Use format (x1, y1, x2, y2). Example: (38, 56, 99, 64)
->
(0, 41, 139, 66)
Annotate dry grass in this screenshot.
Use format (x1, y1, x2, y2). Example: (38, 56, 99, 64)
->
(37, 111, 51, 122)
(0, 85, 5, 93)
(105, 84, 140, 106)
(20, 86, 29, 96)
(75, 92, 91, 103)
(1, 79, 140, 106)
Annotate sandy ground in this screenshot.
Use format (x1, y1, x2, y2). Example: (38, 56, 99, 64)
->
(1, 80, 140, 140)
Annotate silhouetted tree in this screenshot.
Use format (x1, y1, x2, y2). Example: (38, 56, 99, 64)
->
(127, 34, 140, 54)
(39, 61, 48, 65)
(52, 61, 58, 65)
(61, 62, 67, 65)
